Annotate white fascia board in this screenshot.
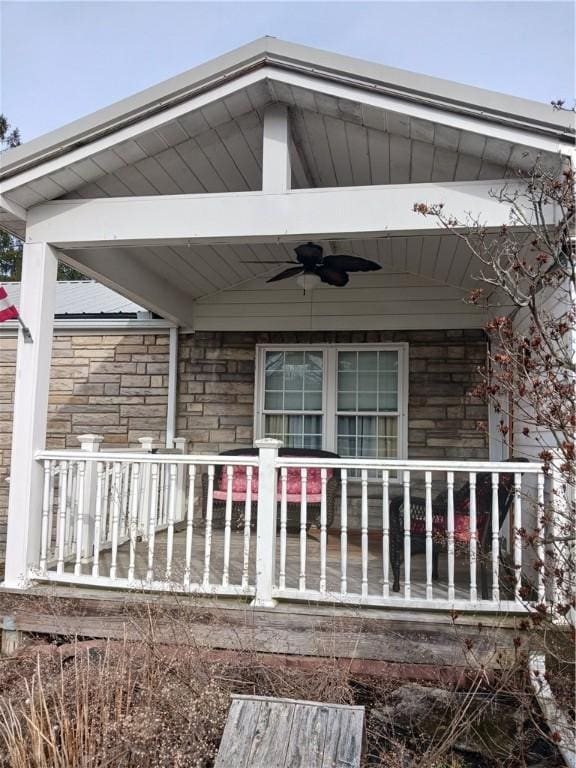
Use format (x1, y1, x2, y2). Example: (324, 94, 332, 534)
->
(274, 70, 572, 156)
(27, 179, 555, 248)
(0, 318, 173, 336)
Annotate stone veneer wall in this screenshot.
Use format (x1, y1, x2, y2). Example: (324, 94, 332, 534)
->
(0, 333, 169, 556)
(176, 329, 489, 458)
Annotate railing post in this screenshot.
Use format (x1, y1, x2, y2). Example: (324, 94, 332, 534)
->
(78, 434, 103, 559)
(253, 438, 282, 607)
(173, 437, 188, 522)
(138, 437, 156, 539)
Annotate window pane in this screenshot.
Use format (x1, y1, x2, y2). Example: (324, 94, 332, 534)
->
(337, 391, 357, 411)
(357, 391, 378, 411)
(264, 390, 283, 410)
(337, 435, 356, 457)
(304, 391, 322, 410)
(338, 371, 357, 391)
(266, 413, 323, 449)
(378, 391, 398, 410)
(358, 351, 378, 371)
(379, 351, 398, 371)
(338, 351, 357, 371)
(265, 370, 283, 390)
(360, 371, 378, 391)
(284, 391, 304, 410)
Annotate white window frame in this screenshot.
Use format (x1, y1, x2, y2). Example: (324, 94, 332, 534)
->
(254, 343, 409, 461)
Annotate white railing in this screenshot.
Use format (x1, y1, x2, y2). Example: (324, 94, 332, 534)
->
(31, 437, 550, 613)
(35, 436, 259, 597)
(272, 456, 546, 612)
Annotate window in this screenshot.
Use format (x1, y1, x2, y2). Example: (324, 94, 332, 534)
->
(255, 344, 408, 460)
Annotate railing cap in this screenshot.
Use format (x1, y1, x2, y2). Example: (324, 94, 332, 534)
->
(254, 438, 284, 450)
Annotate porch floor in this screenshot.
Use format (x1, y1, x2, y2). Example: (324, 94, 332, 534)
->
(50, 526, 479, 602)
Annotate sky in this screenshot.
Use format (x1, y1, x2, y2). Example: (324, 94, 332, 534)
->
(0, 0, 574, 143)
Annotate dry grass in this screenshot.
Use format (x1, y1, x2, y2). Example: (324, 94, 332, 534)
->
(0, 597, 567, 767)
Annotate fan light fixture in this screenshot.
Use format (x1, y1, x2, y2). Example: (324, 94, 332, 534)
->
(296, 272, 322, 292)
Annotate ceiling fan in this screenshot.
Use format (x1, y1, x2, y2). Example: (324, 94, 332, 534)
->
(246, 242, 382, 287)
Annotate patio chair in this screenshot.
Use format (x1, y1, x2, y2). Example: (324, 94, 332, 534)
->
(202, 447, 341, 531)
(389, 470, 517, 599)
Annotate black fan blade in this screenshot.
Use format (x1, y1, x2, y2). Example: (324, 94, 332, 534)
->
(241, 260, 299, 264)
(315, 266, 349, 286)
(323, 254, 382, 272)
(295, 242, 324, 269)
(267, 266, 304, 283)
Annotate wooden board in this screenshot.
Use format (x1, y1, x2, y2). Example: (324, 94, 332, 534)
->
(214, 695, 364, 768)
(0, 584, 525, 669)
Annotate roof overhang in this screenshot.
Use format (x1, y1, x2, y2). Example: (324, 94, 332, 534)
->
(1, 37, 573, 183)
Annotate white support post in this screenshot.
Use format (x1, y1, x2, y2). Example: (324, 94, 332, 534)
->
(262, 104, 291, 193)
(252, 438, 282, 607)
(3, 242, 58, 588)
(77, 434, 103, 559)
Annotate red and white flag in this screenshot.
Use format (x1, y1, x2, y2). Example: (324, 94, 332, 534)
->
(0, 285, 19, 323)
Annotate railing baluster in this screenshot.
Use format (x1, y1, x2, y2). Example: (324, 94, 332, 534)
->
(403, 470, 411, 600)
(242, 466, 253, 589)
(39, 460, 51, 574)
(469, 472, 477, 602)
(47, 463, 56, 558)
(109, 462, 122, 580)
(56, 461, 68, 575)
(319, 468, 327, 594)
(146, 463, 159, 582)
(491, 472, 500, 602)
(382, 469, 390, 598)
(183, 464, 196, 588)
(536, 472, 545, 604)
(425, 471, 433, 600)
(121, 464, 130, 540)
(73, 461, 86, 576)
(163, 463, 170, 526)
(447, 471, 455, 601)
(92, 462, 105, 578)
(202, 465, 214, 588)
(361, 468, 369, 599)
(299, 468, 307, 592)
(513, 472, 522, 601)
(127, 463, 140, 583)
(340, 469, 348, 596)
(65, 462, 76, 552)
(222, 465, 233, 587)
(279, 467, 288, 590)
(165, 463, 177, 580)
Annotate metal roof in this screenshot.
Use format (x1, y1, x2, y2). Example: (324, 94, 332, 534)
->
(3, 280, 146, 316)
(0, 37, 573, 180)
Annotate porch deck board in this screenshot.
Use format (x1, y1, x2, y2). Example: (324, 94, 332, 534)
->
(49, 527, 475, 602)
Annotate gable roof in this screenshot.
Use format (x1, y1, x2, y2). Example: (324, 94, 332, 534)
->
(1, 36, 573, 181)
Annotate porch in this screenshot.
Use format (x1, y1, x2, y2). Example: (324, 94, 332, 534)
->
(1, 38, 570, 625)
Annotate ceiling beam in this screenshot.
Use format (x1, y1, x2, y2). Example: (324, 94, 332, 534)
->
(27, 179, 553, 249)
(59, 249, 195, 326)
